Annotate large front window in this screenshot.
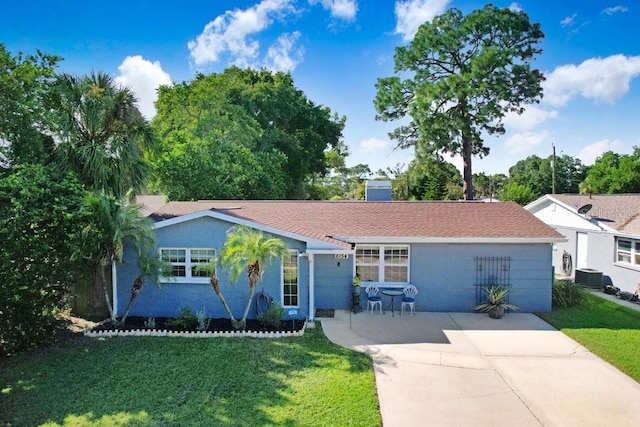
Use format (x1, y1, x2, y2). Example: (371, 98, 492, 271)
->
(616, 238, 640, 266)
(282, 252, 298, 307)
(160, 248, 215, 282)
(356, 245, 409, 283)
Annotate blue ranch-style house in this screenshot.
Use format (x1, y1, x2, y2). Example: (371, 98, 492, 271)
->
(114, 199, 564, 322)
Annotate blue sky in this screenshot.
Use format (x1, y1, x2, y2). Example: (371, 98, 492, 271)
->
(2, 1, 640, 176)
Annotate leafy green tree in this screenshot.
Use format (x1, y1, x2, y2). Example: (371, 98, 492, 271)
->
(50, 72, 153, 199)
(375, 4, 544, 200)
(219, 225, 289, 330)
(0, 164, 88, 355)
(0, 44, 60, 169)
(509, 154, 586, 196)
(407, 155, 462, 200)
(82, 192, 157, 323)
(581, 149, 640, 194)
(148, 132, 287, 200)
(498, 182, 536, 205)
(473, 173, 507, 200)
(150, 67, 345, 199)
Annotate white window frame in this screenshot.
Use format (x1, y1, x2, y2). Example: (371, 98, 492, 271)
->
(355, 244, 410, 285)
(159, 247, 215, 283)
(615, 238, 640, 266)
(281, 250, 299, 308)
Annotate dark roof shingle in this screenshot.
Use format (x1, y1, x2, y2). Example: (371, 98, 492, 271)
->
(551, 194, 640, 234)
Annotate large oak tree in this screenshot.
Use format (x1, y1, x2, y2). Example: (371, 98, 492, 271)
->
(150, 67, 345, 199)
(375, 4, 544, 200)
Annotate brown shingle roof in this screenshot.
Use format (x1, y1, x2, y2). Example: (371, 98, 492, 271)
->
(150, 200, 563, 246)
(551, 194, 640, 234)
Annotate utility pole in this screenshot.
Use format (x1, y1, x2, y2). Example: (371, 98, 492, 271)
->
(552, 144, 556, 195)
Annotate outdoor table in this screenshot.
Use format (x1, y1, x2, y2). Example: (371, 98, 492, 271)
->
(381, 288, 404, 317)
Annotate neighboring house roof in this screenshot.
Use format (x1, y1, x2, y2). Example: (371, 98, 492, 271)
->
(530, 194, 640, 235)
(148, 200, 564, 247)
(136, 195, 168, 218)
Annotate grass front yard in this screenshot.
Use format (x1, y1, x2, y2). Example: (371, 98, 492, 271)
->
(0, 325, 381, 427)
(538, 292, 640, 383)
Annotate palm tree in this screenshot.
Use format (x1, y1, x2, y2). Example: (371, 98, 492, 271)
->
(83, 191, 156, 323)
(119, 251, 168, 325)
(198, 257, 236, 325)
(51, 72, 152, 199)
(219, 225, 289, 330)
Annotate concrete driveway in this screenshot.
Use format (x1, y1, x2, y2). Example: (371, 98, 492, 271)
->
(319, 310, 640, 427)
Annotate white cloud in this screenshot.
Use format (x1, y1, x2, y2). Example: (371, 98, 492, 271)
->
(360, 137, 389, 153)
(394, 0, 452, 42)
(264, 32, 304, 72)
(560, 13, 577, 27)
(502, 105, 559, 132)
(508, 2, 522, 12)
(602, 6, 628, 15)
(188, 0, 296, 67)
(504, 130, 550, 154)
(578, 139, 624, 165)
(543, 54, 640, 107)
(115, 55, 172, 120)
(309, 0, 358, 21)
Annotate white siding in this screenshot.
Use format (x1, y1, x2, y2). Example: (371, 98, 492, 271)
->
(531, 200, 601, 231)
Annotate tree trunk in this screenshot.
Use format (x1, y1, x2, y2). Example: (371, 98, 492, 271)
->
(120, 276, 144, 325)
(98, 263, 115, 323)
(240, 282, 258, 330)
(462, 136, 474, 200)
(210, 273, 238, 327)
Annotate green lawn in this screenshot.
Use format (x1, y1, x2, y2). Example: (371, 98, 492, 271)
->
(537, 292, 640, 382)
(0, 325, 381, 427)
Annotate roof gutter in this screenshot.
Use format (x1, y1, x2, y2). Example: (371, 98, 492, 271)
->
(335, 237, 567, 244)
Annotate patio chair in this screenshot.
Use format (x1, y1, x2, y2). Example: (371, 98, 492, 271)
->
(401, 285, 418, 315)
(365, 284, 382, 315)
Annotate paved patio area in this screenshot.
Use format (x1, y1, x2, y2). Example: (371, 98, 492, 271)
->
(319, 310, 640, 427)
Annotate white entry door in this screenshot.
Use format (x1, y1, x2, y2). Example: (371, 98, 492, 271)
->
(576, 232, 588, 269)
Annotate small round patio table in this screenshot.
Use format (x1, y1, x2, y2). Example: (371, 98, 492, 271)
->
(381, 288, 404, 317)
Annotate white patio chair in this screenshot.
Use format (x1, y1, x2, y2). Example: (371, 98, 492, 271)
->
(401, 285, 418, 315)
(365, 284, 382, 315)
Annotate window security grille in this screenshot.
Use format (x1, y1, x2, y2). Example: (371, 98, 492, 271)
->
(475, 256, 511, 306)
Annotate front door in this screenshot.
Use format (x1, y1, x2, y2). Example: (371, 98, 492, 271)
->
(576, 232, 588, 269)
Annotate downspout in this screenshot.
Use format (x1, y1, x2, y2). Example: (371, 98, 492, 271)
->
(308, 253, 315, 322)
(112, 261, 118, 319)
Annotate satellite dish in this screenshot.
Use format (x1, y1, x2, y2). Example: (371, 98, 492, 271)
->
(577, 204, 592, 215)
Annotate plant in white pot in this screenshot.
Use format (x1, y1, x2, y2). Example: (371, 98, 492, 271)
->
(474, 285, 518, 319)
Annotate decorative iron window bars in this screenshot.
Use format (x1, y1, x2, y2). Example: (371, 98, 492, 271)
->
(475, 256, 511, 306)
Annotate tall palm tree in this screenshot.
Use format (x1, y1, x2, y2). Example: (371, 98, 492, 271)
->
(83, 191, 156, 323)
(51, 72, 152, 199)
(219, 225, 289, 330)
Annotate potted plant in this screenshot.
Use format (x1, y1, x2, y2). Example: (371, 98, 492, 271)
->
(352, 274, 361, 296)
(474, 285, 518, 319)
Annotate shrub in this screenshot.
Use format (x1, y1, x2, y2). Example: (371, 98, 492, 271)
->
(166, 306, 198, 331)
(195, 309, 209, 331)
(258, 302, 285, 329)
(0, 165, 89, 356)
(552, 280, 589, 308)
(144, 317, 156, 329)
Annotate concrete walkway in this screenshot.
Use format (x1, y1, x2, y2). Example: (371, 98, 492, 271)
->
(319, 310, 640, 427)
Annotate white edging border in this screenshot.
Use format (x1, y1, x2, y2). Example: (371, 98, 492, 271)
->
(84, 320, 307, 338)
